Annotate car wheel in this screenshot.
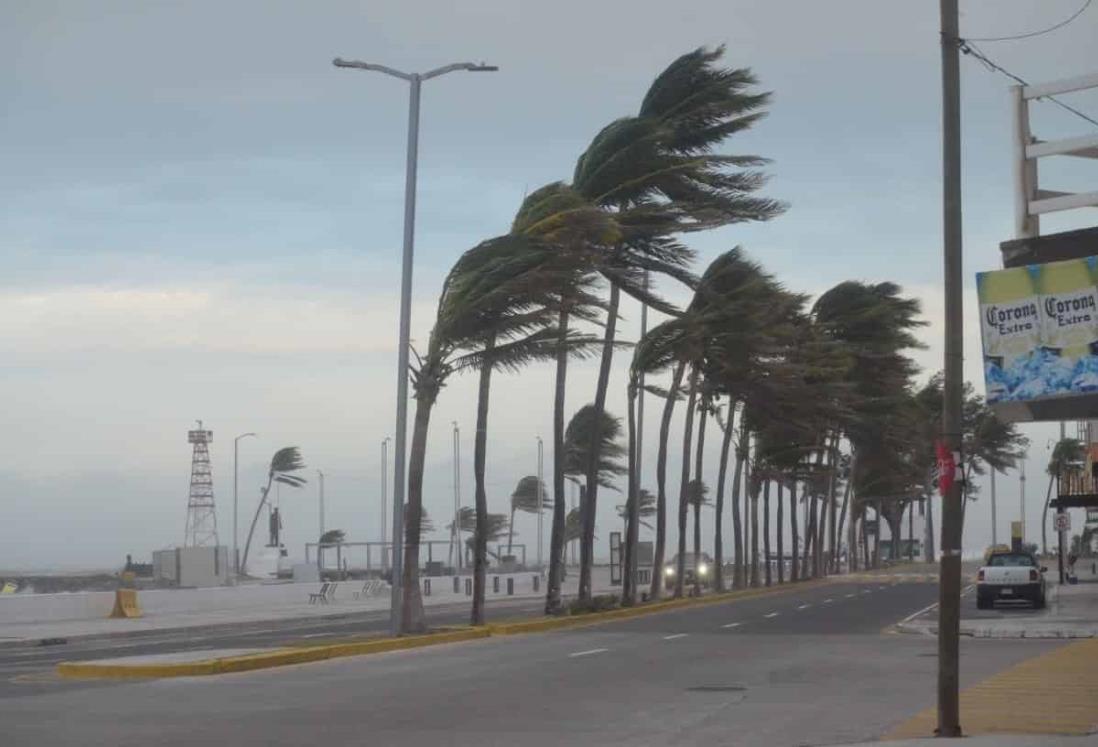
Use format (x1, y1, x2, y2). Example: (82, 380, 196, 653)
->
(1033, 593, 1046, 610)
(976, 594, 990, 610)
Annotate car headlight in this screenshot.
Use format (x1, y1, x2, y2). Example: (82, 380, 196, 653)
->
(697, 563, 709, 576)
(664, 566, 675, 576)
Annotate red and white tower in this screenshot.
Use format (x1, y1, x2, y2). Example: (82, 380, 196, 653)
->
(184, 421, 219, 547)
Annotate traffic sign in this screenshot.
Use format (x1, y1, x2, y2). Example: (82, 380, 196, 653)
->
(1054, 512, 1071, 533)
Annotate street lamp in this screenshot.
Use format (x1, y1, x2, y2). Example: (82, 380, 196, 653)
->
(233, 432, 257, 577)
(317, 469, 326, 538)
(334, 56, 497, 635)
(452, 421, 461, 571)
(536, 435, 544, 571)
(381, 436, 391, 562)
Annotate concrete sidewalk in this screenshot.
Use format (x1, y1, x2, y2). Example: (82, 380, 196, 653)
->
(0, 571, 611, 648)
(898, 563, 1098, 639)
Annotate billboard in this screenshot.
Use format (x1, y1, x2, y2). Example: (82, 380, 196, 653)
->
(978, 256, 1098, 411)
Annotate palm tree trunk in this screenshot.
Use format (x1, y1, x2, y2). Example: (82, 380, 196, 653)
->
(240, 478, 274, 576)
(400, 386, 435, 634)
(925, 489, 935, 563)
(675, 366, 699, 597)
(763, 479, 772, 587)
(546, 311, 570, 614)
(692, 398, 708, 597)
(650, 362, 685, 601)
(835, 470, 852, 573)
(580, 283, 621, 602)
(790, 480, 800, 582)
(873, 503, 881, 568)
(622, 382, 639, 606)
(471, 336, 495, 626)
(824, 438, 838, 577)
(749, 475, 760, 587)
(713, 409, 735, 592)
(730, 414, 748, 589)
(777, 480, 785, 583)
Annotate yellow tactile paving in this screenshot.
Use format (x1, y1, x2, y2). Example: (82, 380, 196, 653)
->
(886, 638, 1098, 739)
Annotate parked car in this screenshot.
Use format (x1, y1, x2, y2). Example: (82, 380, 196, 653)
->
(976, 551, 1047, 610)
(663, 552, 714, 590)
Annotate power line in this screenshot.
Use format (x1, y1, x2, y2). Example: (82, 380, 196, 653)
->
(956, 37, 1098, 129)
(966, 0, 1093, 42)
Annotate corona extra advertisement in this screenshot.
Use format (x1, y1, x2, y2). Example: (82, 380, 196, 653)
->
(978, 256, 1098, 405)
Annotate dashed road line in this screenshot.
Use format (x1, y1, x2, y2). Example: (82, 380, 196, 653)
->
(797, 604, 811, 611)
(823, 598, 834, 604)
(663, 633, 689, 640)
(721, 623, 741, 629)
(845, 593, 856, 598)
(763, 612, 779, 619)
(569, 648, 609, 658)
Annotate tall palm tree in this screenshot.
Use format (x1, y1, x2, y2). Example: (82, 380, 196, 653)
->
(616, 489, 657, 529)
(508, 476, 549, 557)
(573, 46, 785, 602)
(401, 234, 573, 632)
(241, 447, 307, 575)
(510, 182, 617, 615)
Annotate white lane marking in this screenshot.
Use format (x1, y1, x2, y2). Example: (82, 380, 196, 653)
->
(763, 612, 779, 619)
(823, 598, 834, 604)
(899, 600, 940, 625)
(663, 633, 689, 640)
(845, 593, 856, 598)
(239, 628, 277, 636)
(797, 604, 811, 610)
(301, 632, 336, 638)
(861, 589, 873, 595)
(721, 623, 741, 629)
(569, 648, 609, 658)
(878, 585, 887, 590)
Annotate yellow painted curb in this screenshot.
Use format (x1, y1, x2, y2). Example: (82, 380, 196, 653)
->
(56, 627, 491, 680)
(57, 578, 835, 680)
(885, 638, 1098, 739)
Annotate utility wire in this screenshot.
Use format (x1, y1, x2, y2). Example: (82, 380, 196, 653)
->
(955, 37, 1098, 129)
(966, 0, 1093, 42)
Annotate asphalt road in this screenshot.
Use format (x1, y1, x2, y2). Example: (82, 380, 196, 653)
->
(0, 596, 547, 699)
(3, 581, 1062, 747)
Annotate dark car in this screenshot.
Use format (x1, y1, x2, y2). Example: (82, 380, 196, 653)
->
(663, 552, 714, 590)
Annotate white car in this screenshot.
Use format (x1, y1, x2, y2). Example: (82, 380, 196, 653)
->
(976, 551, 1047, 610)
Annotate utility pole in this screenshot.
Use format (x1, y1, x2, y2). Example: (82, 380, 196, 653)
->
(334, 57, 496, 635)
(452, 422, 461, 570)
(536, 435, 544, 570)
(937, 0, 964, 736)
(233, 432, 256, 577)
(381, 437, 390, 568)
(317, 469, 326, 537)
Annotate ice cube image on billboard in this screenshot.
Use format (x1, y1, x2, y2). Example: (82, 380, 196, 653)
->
(978, 256, 1098, 404)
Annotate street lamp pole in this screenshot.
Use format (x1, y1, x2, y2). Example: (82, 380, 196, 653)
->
(452, 422, 462, 570)
(381, 437, 390, 566)
(334, 56, 497, 635)
(317, 469, 326, 538)
(233, 432, 256, 577)
(537, 435, 544, 571)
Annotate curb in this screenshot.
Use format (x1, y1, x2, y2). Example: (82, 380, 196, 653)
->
(57, 579, 828, 679)
(56, 627, 492, 679)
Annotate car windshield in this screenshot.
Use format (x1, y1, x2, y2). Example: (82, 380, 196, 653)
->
(987, 554, 1036, 567)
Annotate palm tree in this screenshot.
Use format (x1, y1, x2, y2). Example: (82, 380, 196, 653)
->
(511, 182, 615, 615)
(401, 234, 572, 632)
(508, 476, 549, 558)
(813, 281, 926, 570)
(241, 447, 307, 575)
(573, 46, 785, 602)
(319, 529, 345, 545)
(560, 404, 627, 599)
(616, 489, 657, 530)
(1044, 438, 1085, 555)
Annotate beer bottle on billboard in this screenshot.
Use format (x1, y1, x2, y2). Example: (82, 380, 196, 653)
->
(1038, 257, 1098, 360)
(978, 266, 1040, 401)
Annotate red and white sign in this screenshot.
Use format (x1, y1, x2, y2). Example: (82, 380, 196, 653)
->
(936, 441, 963, 497)
(1054, 513, 1071, 534)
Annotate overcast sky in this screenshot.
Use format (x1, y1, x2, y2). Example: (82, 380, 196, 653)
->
(3, 0, 1097, 570)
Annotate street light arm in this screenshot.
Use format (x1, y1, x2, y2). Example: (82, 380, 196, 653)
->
(332, 58, 413, 81)
(422, 62, 498, 80)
